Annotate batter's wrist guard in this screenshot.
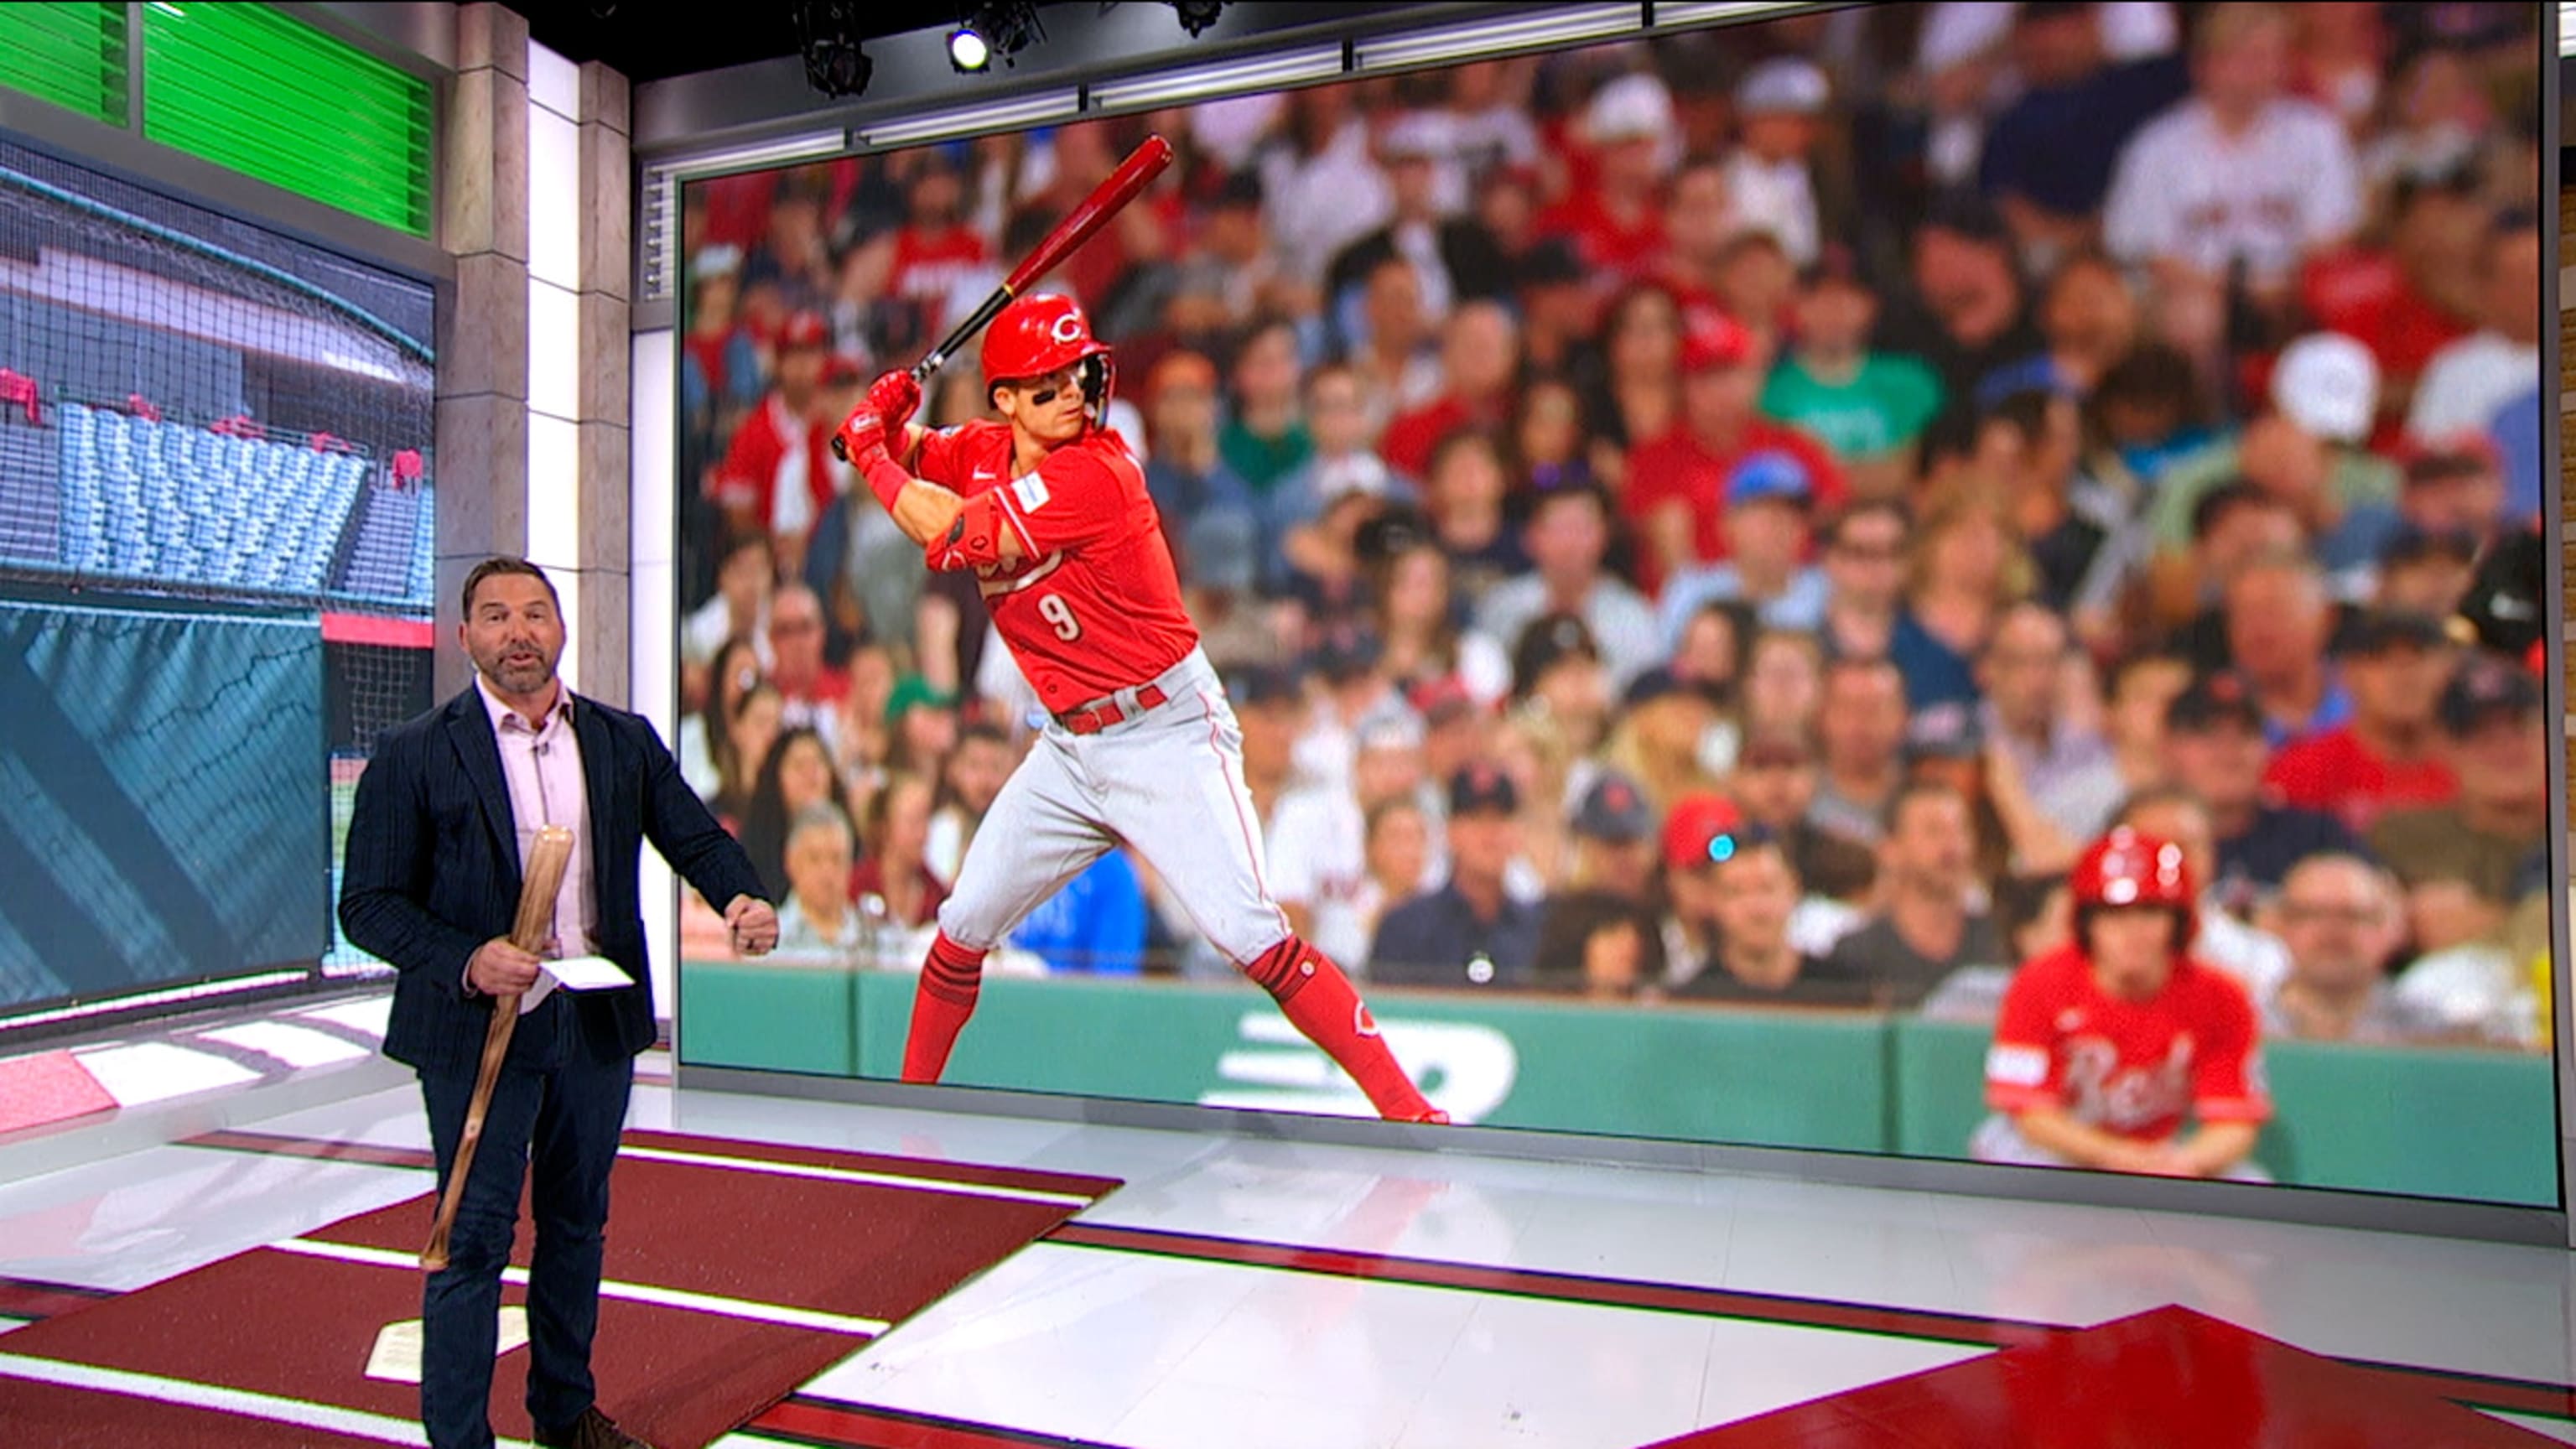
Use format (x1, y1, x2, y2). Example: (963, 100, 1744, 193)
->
(926, 492, 1006, 572)
(863, 453, 911, 513)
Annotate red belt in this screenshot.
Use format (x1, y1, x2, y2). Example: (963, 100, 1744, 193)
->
(1055, 683, 1168, 735)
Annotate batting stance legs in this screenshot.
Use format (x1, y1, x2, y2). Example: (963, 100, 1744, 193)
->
(901, 652, 1441, 1122)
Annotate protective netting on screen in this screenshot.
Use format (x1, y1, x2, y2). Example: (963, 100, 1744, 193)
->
(0, 137, 434, 1004)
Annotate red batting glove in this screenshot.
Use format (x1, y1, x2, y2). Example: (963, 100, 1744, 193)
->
(832, 403, 890, 470)
(867, 370, 921, 437)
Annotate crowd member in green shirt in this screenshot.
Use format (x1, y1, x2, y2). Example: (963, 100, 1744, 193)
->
(1218, 318, 1315, 496)
(1758, 248, 1945, 501)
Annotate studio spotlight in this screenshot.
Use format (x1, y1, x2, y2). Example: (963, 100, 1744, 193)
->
(1171, 1, 1227, 38)
(949, 3, 1043, 73)
(796, 0, 874, 98)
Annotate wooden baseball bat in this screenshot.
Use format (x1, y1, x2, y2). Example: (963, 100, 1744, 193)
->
(421, 823, 574, 1272)
(833, 133, 1174, 462)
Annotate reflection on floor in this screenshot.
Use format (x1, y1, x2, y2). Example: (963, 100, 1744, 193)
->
(0, 1074, 2568, 1448)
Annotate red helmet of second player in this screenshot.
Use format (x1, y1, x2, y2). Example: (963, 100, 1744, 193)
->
(982, 293, 1114, 412)
(2070, 827, 2197, 948)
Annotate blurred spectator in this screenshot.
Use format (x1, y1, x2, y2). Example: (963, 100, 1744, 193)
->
(883, 674, 961, 776)
(1912, 3, 2015, 192)
(1293, 626, 1409, 797)
(1655, 452, 1829, 644)
(2394, 440, 2510, 554)
(1890, 496, 2027, 716)
(1535, 772, 1663, 998)
(2260, 854, 2437, 1042)
(682, 245, 763, 434)
(1010, 850, 1150, 975)
(850, 770, 946, 931)
(1358, 796, 1435, 964)
(2103, 2, 2360, 319)
(1374, 536, 1511, 709)
(2159, 671, 2361, 907)
(1182, 511, 1285, 672)
(1981, 388, 2126, 615)
(1478, 481, 1660, 692)
(742, 176, 832, 321)
(1540, 73, 1677, 279)
(1639, 598, 1748, 714)
(1514, 377, 1592, 491)
(1273, 710, 1429, 971)
(2116, 785, 2293, 1000)
(1562, 771, 1659, 901)
(1344, 257, 1444, 432)
(1602, 673, 1727, 818)
(2366, 656, 2548, 953)
(1741, 626, 1826, 755)
(1805, 654, 1911, 847)
(767, 584, 849, 750)
(1723, 59, 1833, 269)
(1422, 428, 1528, 598)
(1156, 170, 1283, 345)
(1142, 350, 1255, 535)
(2404, 209, 2539, 443)
(2300, 161, 2485, 418)
(1283, 487, 1397, 634)
(1987, 250, 2147, 406)
(1507, 612, 1614, 765)
(2372, 523, 2480, 621)
(1370, 763, 1542, 989)
(1882, 192, 2042, 409)
(2262, 611, 2459, 835)
(1261, 85, 1394, 290)
(1815, 500, 1909, 662)
(1657, 157, 1734, 316)
(925, 722, 1014, 889)
(1822, 781, 2006, 1008)
(711, 310, 834, 551)
(1325, 112, 1514, 325)
(1675, 823, 1864, 1005)
(2147, 334, 2401, 595)
(2158, 483, 2307, 668)
(1227, 662, 1307, 822)
(1758, 252, 1944, 501)
(1514, 242, 1599, 377)
(1978, 602, 2123, 843)
(683, 532, 776, 686)
(1220, 319, 1315, 495)
(737, 726, 854, 906)
(1381, 302, 1524, 480)
(1713, 230, 1801, 354)
(823, 232, 903, 371)
(1624, 309, 1845, 595)
(1534, 891, 1666, 1002)
(2483, 386, 2543, 523)
(1581, 283, 1684, 486)
(2085, 340, 2220, 487)
(1979, 3, 2190, 273)
(681, 636, 763, 802)
(774, 804, 863, 957)
(2101, 647, 2193, 794)
(1731, 732, 1877, 905)
(2219, 549, 2352, 746)
(714, 681, 784, 826)
(1271, 363, 1404, 589)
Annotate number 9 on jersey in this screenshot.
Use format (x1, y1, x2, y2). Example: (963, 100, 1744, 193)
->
(1038, 592, 1082, 641)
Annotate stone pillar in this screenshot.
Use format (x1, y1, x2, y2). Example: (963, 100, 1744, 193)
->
(432, 2, 530, 700)
(574, 60, 633, 706)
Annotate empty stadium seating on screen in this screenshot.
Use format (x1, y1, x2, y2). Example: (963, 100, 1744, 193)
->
(55, 402, 372, 595)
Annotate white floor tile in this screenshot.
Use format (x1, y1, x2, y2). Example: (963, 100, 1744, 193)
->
(1392, 1295, 1716, 1449)
(1695, 1321, 1992, 1427)
(2486, 1410, 2576, 1444)
(1114, 1377, 1420, 1449)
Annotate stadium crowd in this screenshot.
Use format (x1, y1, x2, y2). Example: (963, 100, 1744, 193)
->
(671, 1, 2552, 1058)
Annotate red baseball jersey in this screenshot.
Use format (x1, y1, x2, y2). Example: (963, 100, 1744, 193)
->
(914, 420, 1198, 709)
(1984, 944, 2271, 1144)
(2262, 725, 2459, 836)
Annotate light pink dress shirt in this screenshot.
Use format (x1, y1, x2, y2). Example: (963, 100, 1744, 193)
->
(474, 674, 595, 970)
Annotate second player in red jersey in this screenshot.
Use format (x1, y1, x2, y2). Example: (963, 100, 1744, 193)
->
(1974, 827, 2271, 1180)
(833, 293, 1443, 1124)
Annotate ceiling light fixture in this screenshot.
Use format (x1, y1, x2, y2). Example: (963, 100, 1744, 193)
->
(950, 2, 1043, 73)
(795, 1, 875, 98)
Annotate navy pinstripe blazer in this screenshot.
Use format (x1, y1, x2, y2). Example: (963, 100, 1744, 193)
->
(338, 684, 765, 1077)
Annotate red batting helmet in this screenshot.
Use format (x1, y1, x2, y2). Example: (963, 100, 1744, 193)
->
(981, 293, 1114, 420)
(2070, 826, 2196, 948)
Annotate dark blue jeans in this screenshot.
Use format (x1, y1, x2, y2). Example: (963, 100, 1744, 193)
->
(418, 994, 633, 1449)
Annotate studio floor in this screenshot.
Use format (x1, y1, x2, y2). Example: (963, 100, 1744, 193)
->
(2, 1057, 2573, 1448)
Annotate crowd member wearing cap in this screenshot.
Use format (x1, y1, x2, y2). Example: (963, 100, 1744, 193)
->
(2262, 610, 2459, 834)
(2261, 854, 2444, 1044)
(2372, 522, 2480, 621)
(2404, 208, 2540, 444)
(1368, 764, 1542, 989)
(1380, 303, 1524, 482)
(1976, 602, 2124, 844)
(1721, 57, 1833, 269)
(712, 309, 837, 549)
(1477, 481, 1660, 693)
(882, 674, 961, 776)
(1669, 802, 1867, 1006)
(1533, 773, 1665, 999)
(1820, 781, 2007, 1009)
(2159, 671, 2363, 906)
(1323, 112, 1514, 338)
(1805, 654, 1911, 848)
(1758, 252, 1945, 501)
(1622, 308, 1847, 597)
(1535, 72, 1677, 278)
(1270, 709, 1433, 974)
(2143, 334, 2402, 578)
(1654, 452, 1831, 647)
(2366, 656, 2550, 952)
(1731, 732, 1878, 909)
(2216, 549, 2355, 748)
(2393, 440, 2511, 555)
(2102, 2, 2361, 320)
(1979, 3, 2190, 275)
(1514, 241, 1600, 377)
(2116, 786, 2293, 1000)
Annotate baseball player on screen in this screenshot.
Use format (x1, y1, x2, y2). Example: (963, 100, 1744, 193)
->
(1973, 826, 2271, 1180)
(834, 293, 1445, 1123)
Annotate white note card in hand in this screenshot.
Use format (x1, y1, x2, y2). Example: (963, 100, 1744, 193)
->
(517, 956, 634, 1015)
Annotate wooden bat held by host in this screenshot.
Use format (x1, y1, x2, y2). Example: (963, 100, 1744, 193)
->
(420, 823, 574, 1272)
(834, 132, 1173, 464)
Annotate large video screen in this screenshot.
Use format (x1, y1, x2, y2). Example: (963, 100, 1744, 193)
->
(673, 2, 2555, 1205)
(0, 133, 438, 1017)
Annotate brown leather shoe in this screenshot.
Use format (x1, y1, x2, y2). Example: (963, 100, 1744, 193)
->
(532, 1407, 656, 1449)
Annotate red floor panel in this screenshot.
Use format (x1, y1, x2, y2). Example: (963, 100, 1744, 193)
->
(0, 1375, 411, 1449)
(1648, 1306, 2559, 1447)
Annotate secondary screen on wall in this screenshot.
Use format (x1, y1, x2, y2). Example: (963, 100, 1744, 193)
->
(673, 2, 2555, 1205)
(0, 133, 438, 1014)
